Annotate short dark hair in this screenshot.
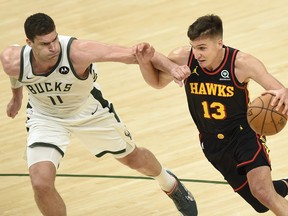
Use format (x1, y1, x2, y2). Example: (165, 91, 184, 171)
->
(187, 14, 223, 41)
(24, 13, 56, 41)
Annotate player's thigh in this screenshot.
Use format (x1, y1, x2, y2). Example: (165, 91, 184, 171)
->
(247, 166, 273, 192)
(26, 114, 71, 168)
(27, 146, 63, 169)
(72, 112, 136, 158)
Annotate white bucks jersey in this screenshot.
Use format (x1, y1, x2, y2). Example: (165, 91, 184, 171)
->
(19, 35, 98, 117)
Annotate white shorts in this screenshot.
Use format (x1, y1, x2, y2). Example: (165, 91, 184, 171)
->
(25, 95, 136, 168)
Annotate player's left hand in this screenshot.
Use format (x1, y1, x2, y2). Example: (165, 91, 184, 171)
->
(263, 87, 288, 115)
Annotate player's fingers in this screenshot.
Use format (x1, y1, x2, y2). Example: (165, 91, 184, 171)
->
(173, 78, 183, 87)
(132, 44, 140, 54)
(132, 43, 145, 54)
(148, 46, 155, 56)
(138, 42, 151, 52)
(282, 106, 288, 116)
(134, 45, 144, 60)
(6, 110, 16, 119)
(261, 90, 276, 96)
(271, 95, 280, 107)
(281, 98, 288, 115)
(175, 65, 191, 80)
(274, 99, 283, 112)
(172, 67, 184, 80)
(180, 65, 192, 78)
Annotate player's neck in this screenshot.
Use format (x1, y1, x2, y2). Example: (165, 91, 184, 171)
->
(206, 48, 225, 71)
(31, 53, 59, 74)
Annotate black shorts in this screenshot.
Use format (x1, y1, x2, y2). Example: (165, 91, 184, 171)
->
(199, 122, 270, 191)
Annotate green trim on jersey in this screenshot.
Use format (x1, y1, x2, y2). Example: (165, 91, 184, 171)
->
(29, 142, 64, 157)
(19, 46, 26, 82)
(66, 37, 89, 80)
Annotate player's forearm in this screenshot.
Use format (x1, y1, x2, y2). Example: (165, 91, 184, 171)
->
(108, 46, 138, 64)
(151, 52, 178, 76)
(10, 76, 22, 89)
(10, 85, 23, 100)
(138, 60, 163, 89)
(9, 77, 23, 98)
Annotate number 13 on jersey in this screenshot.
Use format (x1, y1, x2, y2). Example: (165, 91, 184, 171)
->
(202, 101, 226, 120)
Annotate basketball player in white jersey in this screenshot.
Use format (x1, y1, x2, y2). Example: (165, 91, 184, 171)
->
(0, 13, 197, 216)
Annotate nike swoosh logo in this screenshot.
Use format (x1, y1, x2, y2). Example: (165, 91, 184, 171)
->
(91, 105, 98, 115)
(26, 75, 34, 79)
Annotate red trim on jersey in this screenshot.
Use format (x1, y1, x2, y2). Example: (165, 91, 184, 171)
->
(186, 48, 194, 85)
(244, 86, 250, 110)
(230, 50, 246, 90)
(229, 48, 250, 108)
(236, 134, 267, 169)
(234, 180, 248, 192)
(188, 49, 193, 67)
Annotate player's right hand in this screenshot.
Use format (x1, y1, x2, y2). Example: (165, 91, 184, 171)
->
(171, 65, 191, 87)
(6, 97, 22, 118)
(263, 87, 288, 116)
(132, 42, 155, 64)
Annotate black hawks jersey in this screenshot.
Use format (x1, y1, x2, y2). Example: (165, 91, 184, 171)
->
(185, 46, 250, 134)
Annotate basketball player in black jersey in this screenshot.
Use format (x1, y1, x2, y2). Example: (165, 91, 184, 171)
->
(134, 14, 288, 215)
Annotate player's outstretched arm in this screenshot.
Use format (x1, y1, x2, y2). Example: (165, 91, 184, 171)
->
(133, 43, 174, 89)
(235, 51, 288, 115)
(134, 44, 191, 88)
(153, 46, 191, 88)
(70, 39, 138, 68)
(0, 45, 23, 118)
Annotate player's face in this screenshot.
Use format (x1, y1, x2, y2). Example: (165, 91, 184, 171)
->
(190, 36, 223, 70)
(27, 31, 60, 62)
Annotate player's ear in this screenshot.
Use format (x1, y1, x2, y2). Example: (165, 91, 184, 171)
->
(217, 38, 223, 48)
(26, 38, 32, 47)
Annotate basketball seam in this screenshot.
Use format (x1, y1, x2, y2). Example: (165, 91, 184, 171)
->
(247, 94, 287, 135)
(260, 96, 268, 134)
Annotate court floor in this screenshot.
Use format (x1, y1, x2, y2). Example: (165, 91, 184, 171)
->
(1, 0, 288, 215)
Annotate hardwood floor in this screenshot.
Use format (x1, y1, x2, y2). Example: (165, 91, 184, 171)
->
(1, 0, 288, 215)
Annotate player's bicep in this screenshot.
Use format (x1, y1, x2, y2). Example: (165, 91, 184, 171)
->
(238, 53, 283, 90)
(168, 46, 191, 65)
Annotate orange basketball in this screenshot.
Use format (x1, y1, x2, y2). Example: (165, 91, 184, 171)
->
(247, 93, 287, 136)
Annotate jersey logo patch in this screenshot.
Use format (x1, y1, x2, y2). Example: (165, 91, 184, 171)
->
(220, 70, 231, 81)
(59, 66, 70, 74)
(191, 66, 199, 76)
(90, 68, 98, 82)
(26, 75, 34, 79)
(124, 129, 132, 140)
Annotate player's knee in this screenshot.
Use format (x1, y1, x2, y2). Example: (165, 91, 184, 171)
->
(250, 185, 273, 211)
(31, 177, 55, 198)
(237, 182, 269, 213)
(29, 164, 56, 197)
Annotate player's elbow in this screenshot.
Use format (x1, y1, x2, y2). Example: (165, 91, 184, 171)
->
(142, 71, 172, 89)
(154, 81, 170, 89)
(0, 46, 16, 68)
(145, 78, 169, 89)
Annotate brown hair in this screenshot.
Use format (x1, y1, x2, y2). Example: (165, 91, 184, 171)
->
(187, 14, 223, 41)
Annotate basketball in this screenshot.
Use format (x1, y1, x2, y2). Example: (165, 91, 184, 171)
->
(247, 93, 287, 135)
